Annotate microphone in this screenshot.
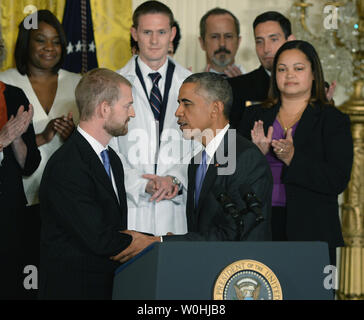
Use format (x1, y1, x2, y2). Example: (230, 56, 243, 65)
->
(213, 186, 244, 240)
(213, 186, 240, 220)
(239, 184, 264, 223)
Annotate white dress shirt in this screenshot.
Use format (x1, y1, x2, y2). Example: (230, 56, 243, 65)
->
(137, 57, 168, 100)
(204, 123, 230, 165)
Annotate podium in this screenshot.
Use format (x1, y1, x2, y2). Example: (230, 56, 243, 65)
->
(112, 241, 333, 300)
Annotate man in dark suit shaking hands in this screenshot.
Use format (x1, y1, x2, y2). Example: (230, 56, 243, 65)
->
(112, 72, 273, 263)
(39, 68, 135, 300)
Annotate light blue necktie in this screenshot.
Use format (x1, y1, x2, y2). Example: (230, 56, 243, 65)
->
(100, 149, 111, 179)
(195, 150, 207, 208)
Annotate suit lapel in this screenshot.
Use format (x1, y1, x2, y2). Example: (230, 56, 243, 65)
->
(74, 131, 120, 206)
(196, 163, 217, 214)
(266, 103, 320, 147)
(108, 147, 128, 225)
(263, 103, 280, 130)
(292, 103, 320, 147)
(108, 148, 125, 203)
(189, 150, 217, 229)
(187, 161, 198, 228)
(195, 132, 231, 215)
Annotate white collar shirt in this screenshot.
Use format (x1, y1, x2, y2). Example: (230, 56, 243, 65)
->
(204, 123, 230, 166)
(137, 56, 169, 100)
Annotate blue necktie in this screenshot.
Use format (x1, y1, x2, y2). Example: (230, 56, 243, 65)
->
(100, 149, 111, 178)
(148, 72, 162, 120)
(195, 150, 207, 208)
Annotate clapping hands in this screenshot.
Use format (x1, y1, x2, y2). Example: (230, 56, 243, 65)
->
(38, 111, 75, 146)
(0, 104, 34, 149)
(251, 120, 295, 166)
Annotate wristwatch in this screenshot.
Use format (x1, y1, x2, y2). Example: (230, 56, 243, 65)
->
(171, 176, 182, 188)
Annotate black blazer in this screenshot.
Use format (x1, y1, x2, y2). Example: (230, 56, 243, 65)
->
(0, 83, 41, 252)
(39, 130, 132, 300)
(239, 103, 353, 248)
(165, 131, 273, 242)
(228, 65, 270, 129)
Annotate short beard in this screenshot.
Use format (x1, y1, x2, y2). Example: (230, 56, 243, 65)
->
(104, 122, 128, 137)
(211, 55, 233, 68)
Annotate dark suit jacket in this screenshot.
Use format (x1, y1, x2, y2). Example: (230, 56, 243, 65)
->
(165, 131, 273, 242)
(239, 102, 353, 248)
(39, 130, 132, 300)
(228, 65, 270, 129)
(0, 83, 41, 252)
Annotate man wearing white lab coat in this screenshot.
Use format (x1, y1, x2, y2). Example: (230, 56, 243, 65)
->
(112, 1, 195, 235)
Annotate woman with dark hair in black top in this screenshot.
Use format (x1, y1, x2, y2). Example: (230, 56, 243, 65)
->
(239, 40, 353, 267)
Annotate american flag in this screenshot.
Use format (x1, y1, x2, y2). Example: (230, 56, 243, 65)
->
(62, 0, 98, 74)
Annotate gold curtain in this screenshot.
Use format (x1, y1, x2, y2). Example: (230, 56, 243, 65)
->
(90, 0, 132, 71)
(0, 0, 132, 72)
(0, 0, 65, 71)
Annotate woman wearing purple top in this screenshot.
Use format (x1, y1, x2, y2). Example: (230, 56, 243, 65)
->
(239, 40, 353, 266)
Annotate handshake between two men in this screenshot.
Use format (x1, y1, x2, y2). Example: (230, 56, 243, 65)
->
(110, 174, 180, 264)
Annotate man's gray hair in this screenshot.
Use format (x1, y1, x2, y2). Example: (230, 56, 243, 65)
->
(199, 7, 240, 40)
(183, 72, 233, 119)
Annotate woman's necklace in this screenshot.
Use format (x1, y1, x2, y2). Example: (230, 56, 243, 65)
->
(277, 107, 305, 134)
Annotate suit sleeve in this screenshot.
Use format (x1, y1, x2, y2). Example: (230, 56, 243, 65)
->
(40, 161, 132, 257)
(5, 87, 41, 176)
(20, 121, 41, 176)
(283, 109, 353, 195)
(237, 105, 259, 139)
(228, 76, 245, 129)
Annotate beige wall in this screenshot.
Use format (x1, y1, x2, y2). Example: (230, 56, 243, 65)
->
(132, 0, 292, 73)
(132, 0, 349, 105)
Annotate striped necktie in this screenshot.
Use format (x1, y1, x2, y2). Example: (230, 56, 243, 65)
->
(148, 72, 162, 120)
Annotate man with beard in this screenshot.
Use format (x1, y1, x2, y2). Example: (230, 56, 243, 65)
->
(199, 8, 244, 78)
(39, 68, 135, 300)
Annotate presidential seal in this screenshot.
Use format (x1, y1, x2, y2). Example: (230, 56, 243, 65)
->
(213, 260, 283, 300)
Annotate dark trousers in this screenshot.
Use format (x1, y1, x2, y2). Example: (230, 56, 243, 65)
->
(271, 206, 337, 267)
(21, 204, 41, 299)
(0, 204, 41, 300)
